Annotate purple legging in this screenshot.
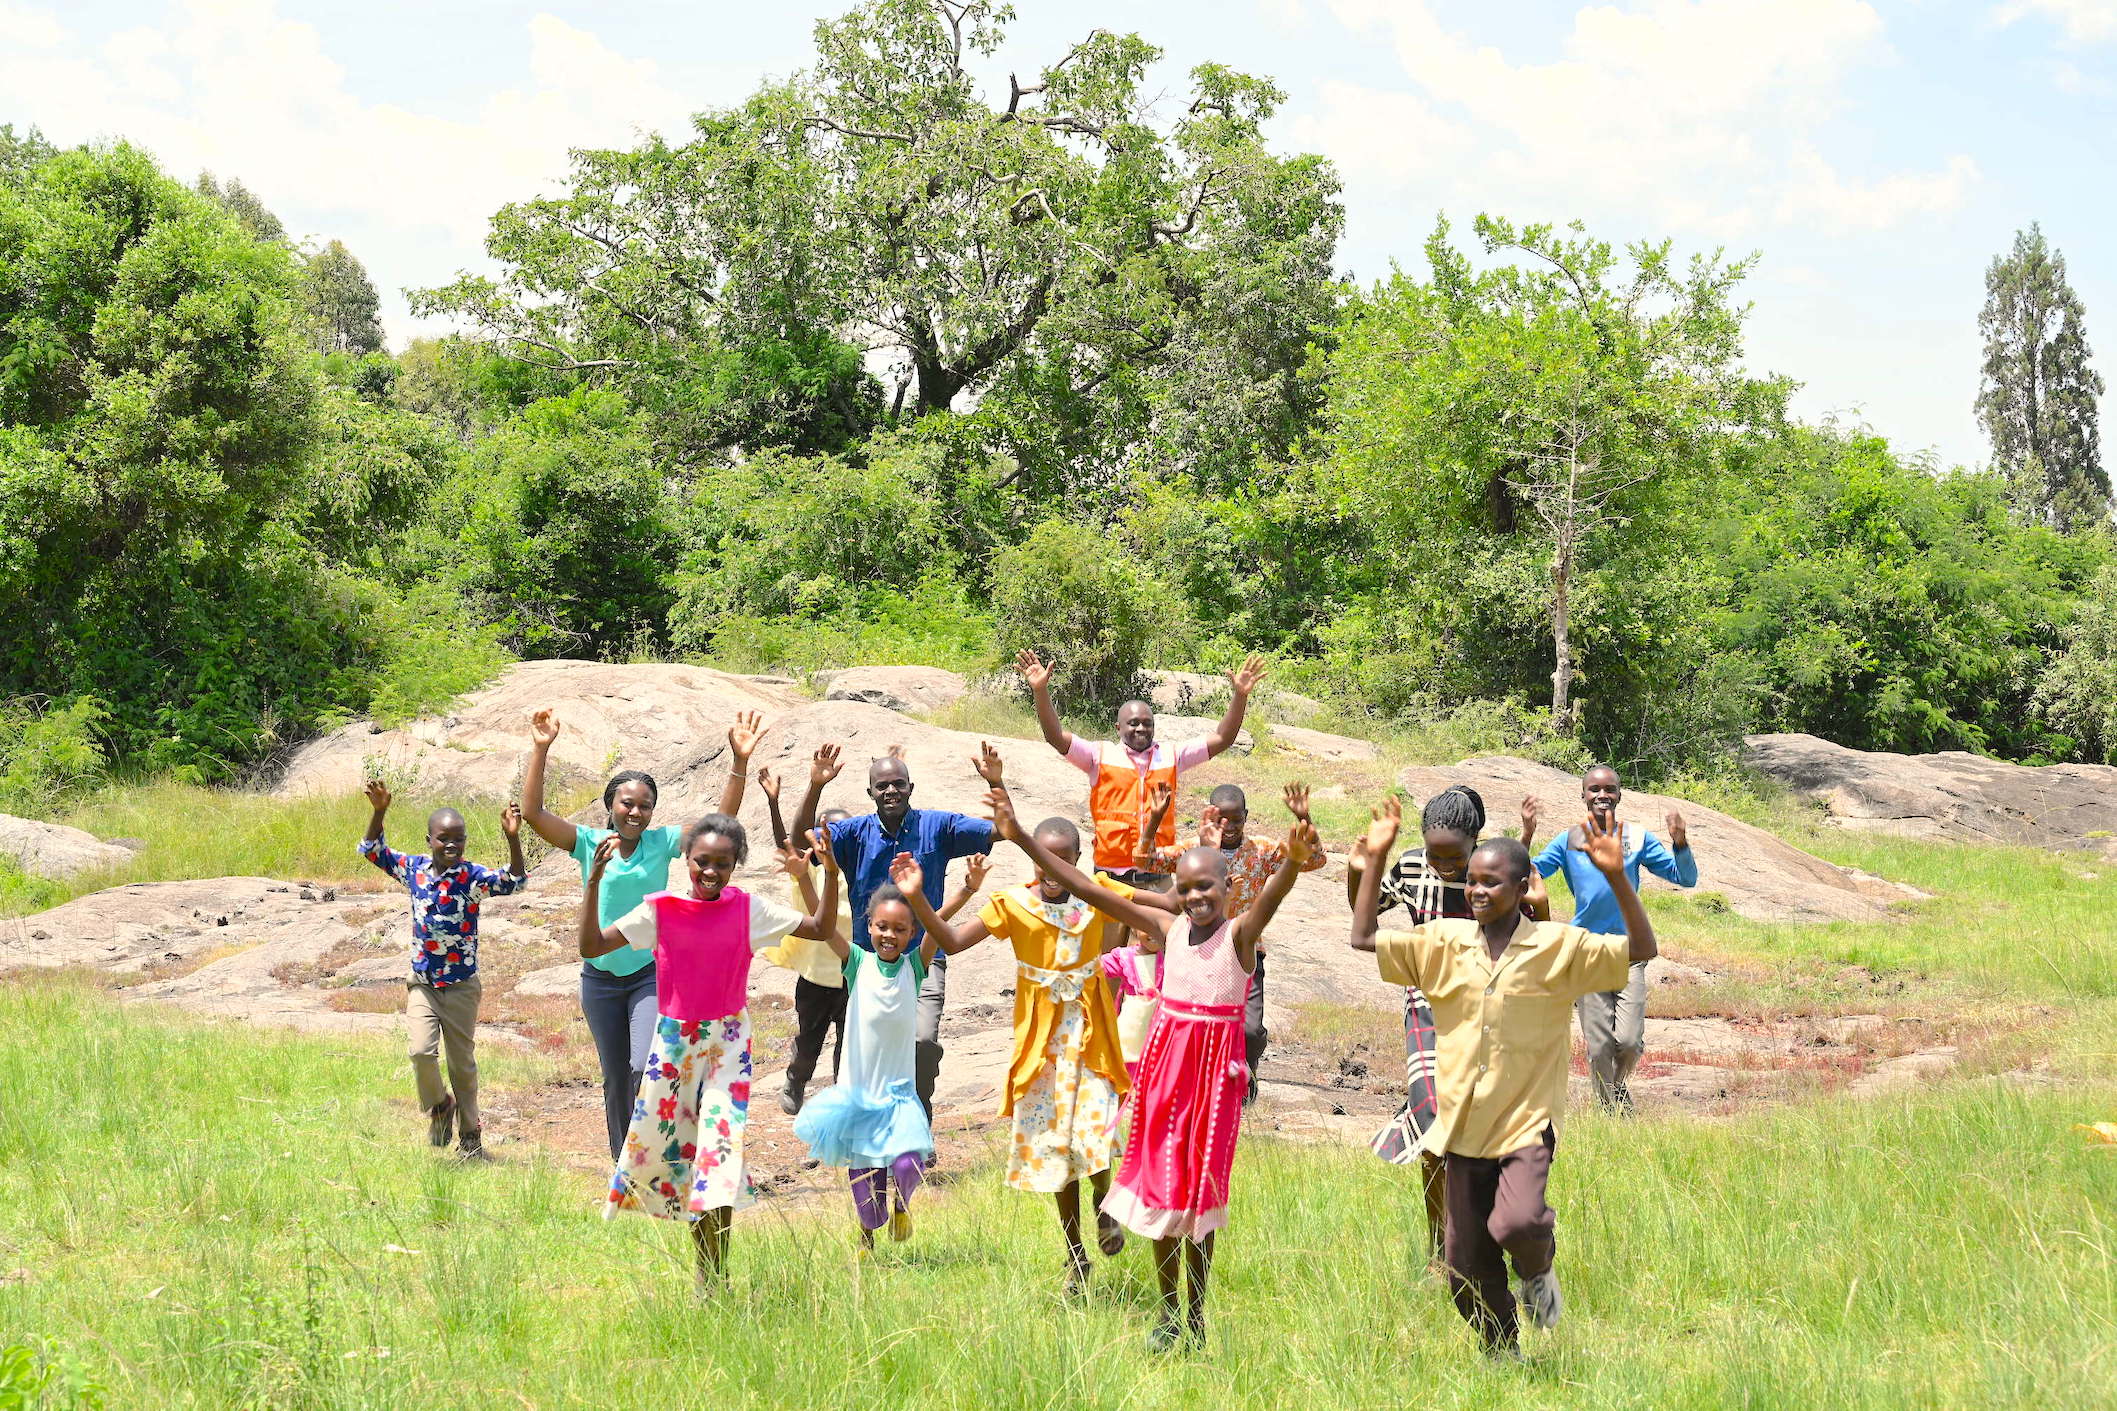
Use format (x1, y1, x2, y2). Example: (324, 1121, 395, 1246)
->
(849, 1154, 925, 1231)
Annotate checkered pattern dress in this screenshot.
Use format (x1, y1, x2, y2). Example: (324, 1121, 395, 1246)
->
(1368, 850, 1461, 1165)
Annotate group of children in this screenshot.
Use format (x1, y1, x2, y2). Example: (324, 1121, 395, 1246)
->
(356, 655, 1696, 1357)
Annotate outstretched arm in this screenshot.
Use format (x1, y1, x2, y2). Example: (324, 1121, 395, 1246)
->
(1349, 797, 1401, 954)
(500, 803, 527, 878)
(1582, 811, 1657, 963)
(757, 766, 790, 850)
(521, 709, 578, 853)
(891, 853, 991, 957)
(1206, 655, 1266, 758)
(789, 743, 842, 842)
(1015, 650, 1073, 757)
(1643, 811, 1699, 887)
(988, 784, 1172, 942)
(939, 853, 990, 921)
(716, 710, 766, 817)
(1232, 821, 1317, 970)
(784, 828, 840, 943)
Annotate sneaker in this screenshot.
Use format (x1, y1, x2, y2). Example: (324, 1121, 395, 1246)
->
(426, 1095, 455, 1148)
(1145, 1319, 1183, 1354)
(779, 1082, 805, 1116)
(889, 1207, 912, 1243)
(1612, 1080, 1636, 1116)
(1517, 1270, 1562, 1330)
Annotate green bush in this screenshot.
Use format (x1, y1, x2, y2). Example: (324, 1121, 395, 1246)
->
(700, 579, 997, 679)
(0, 695, 107, 817)
(990, 517, 1195, 707)
(363, 581, 515, 729)
(2033, 564, 2117, 763)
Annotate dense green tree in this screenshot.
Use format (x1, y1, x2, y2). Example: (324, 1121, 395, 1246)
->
(303, 238, 385, 355)
(416, 0, 1341, 488)
(1977, 224, 2107, 531)
(1320, 216, 1781, 739)
(195, 171, 287, 242)
(0, 124, 56, 186)
(2032, 565, 2117, 763)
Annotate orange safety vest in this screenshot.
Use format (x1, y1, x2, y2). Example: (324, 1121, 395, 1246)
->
(1087, 742, 1181, 870)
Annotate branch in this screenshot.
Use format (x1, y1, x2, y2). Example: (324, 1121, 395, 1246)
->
(799, 115, 914, 144)
(556, 220, 718, 305)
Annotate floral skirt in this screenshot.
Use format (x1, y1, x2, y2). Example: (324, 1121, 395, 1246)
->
(605, 1011, 754, 1222)
(1006, 999, 1120, 1194)
(1100, 997, 1245, 1241)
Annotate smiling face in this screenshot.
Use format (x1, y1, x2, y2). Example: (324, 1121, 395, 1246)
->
(685, 830, 740, 901)
(1212, 797, 1249, 849)
(867, 759, 913, 827)
(1464, 843, 1529, 925)
(1116, 701, 1156, 753)
(608, 779, 657, 840)
(1032, 824, 1081, 902)
(1422, 826, 1474, 883)
(426, 810, 467, 869)
(869, 897, 917, 962)
(1582, 766, 1622, 822)
(1172, 847, 1230, 932)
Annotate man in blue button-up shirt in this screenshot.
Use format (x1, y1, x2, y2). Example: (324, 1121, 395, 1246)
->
(796, 746, 997, 1117)
(1526, 765, 1696, 1113)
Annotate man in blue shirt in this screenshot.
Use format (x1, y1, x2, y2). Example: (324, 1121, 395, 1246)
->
(796, 745, 998, 1117)
(1526, 765, 1697, 1113)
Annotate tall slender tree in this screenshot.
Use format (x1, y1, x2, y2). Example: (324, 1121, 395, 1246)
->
(304, 239, 385, 355)
(1976, 224, 2107, 530)
(196, 171, 287, 242)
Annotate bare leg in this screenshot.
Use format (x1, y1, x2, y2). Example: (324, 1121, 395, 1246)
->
(1056, 1180, 1091, 1293)
(1092, 1167, 1125, 1256)
(690, 1207, 730, 1294)
(1149, 1237, 1184, 1350)
(1184, 1233, 1215, 1342)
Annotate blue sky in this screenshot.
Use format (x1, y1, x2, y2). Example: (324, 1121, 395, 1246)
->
(4, 0, 2111, 469)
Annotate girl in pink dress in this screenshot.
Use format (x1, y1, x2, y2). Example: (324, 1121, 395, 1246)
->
(988, 776, 1317, 1352)
(578, 816, 839, 1295)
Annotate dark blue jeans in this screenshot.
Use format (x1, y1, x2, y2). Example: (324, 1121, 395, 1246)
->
(580, 962, 658, 1160)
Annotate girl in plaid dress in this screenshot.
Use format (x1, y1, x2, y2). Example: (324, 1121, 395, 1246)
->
(1347, 786, 1546, 1267)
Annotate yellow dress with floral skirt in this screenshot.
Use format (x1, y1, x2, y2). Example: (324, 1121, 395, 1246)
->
(978, 879, 1134, 1193)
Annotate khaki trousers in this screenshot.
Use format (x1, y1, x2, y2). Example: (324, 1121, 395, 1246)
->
(407, 976, 481, 1131)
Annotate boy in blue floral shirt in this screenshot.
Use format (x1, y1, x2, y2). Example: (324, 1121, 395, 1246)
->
(360, 780, 527, 1157)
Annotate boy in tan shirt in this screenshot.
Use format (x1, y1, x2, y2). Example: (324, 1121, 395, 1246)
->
(1350, 795, 1656, 1357)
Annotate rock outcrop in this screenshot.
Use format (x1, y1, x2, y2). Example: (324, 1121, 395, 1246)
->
(0, 813, 135, 879)
(1398, 756, 1921, 923)
(816, 665, 970, 715)
(1745, 732, 2117, 855)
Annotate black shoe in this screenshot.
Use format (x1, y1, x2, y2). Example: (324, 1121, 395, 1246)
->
(427, 1095, 455, 1148)
(779, 1082, 804, 1116)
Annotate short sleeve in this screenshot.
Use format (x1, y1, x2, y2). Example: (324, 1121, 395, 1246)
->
(1373, 926, 1434, 989)
(748, 894, 805, 952)
(569, 826, 609, 868)
(1173, 737, 1211, 772)
(1532, 837, 1565, 879)
(1065, 736, 1098, 776)
(1563, 927, 1633, 998)
(1089, 873, 1137, 922)
(358, 835, 408, 881)
(945, 813, 996, 859)
(977, 895, 1011, 939)
(613, 900, 658, 949)
(828, 817, 859, 874)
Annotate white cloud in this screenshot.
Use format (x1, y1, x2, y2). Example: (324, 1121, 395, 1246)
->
(1307, 0, 1972, 234)
(1995, 0, 2117, 43)
(1259, 0, 1311, 28)
(0, 0, 705, 335)
(2052, 58, 2114, 91)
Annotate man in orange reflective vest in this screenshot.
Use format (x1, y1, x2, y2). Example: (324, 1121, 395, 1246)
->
(1016, 647, 1268, 887)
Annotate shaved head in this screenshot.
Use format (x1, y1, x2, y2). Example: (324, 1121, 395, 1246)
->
(427, 808, 465, 834)
(1174, 845, 1229, 880)
(1470, 837, 1532, 883)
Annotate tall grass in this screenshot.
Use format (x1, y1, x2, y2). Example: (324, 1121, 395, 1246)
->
(2, 979, 2112, 1409)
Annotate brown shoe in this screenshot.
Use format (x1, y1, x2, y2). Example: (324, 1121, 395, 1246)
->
(427, 1095, 455, 1148)
(457, 1122, 490, 1162)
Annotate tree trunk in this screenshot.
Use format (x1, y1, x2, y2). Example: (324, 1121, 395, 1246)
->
(1549, 448, 1585, 733)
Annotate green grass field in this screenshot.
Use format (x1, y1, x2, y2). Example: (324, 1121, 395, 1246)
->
(1, 970, 2114, 1410)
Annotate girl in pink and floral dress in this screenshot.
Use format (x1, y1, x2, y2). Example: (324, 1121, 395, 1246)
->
(988, 775, 1317, 1353)
(578, 816, 839, 1294)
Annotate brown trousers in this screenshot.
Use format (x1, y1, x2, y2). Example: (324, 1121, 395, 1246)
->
(407, 977, 481, 1131)
(1443, 1127, 1556, 1347)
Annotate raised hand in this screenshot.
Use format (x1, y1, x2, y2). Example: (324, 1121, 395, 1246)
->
(1348, 837, 1370, 873)
(810, 743, 844, 787)
(1364, 794, 1402, 857)
(1583, 808, 1626, 877)
(963, 853, 992, 891)
(1283, 781, 1311, 823)
(1015, 648, 1052, 691)
(1664, 808, 1689, 852)
(985, 785, 1022, 843)
(1288, 820, 1320, 866)
(773, 834, 809, 878)
(1521, 793, 1542, 836)
(727, 710, 766, 761)
(808, 826, 839, 873)
(1226, 654, 1268, 696)
(589, 834, 621, 882)
(888, 850, 925, 895)
(364, 779, 392, 813)
(886, 743, 906, 761)
(529, 708, 561, 748)
(971, 740, 1005, 786)
(1146, 780, 1174, 819)
(756, 765, 781, 803)
(1198, 805, 1224, 850)
(500, 802, 522, 838)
